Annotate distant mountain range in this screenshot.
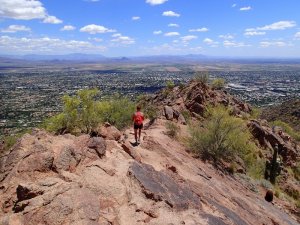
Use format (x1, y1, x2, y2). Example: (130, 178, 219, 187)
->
(1, 53, 300, 64)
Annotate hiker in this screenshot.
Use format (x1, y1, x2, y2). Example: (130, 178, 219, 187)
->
(132, 105, 144, 144)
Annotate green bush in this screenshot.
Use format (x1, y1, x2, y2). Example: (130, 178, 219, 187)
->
(166, 80, 175, 90)
(212, 78, 226, 90)
(166, 121, 180, 138)
(188, 106, 257, 162)
(193, 71, 209, 84)
(44, 89, 135, 134)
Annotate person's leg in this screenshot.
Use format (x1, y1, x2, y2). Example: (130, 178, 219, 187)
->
(138, 128, 142, 142)
(134, 128, 138, 143)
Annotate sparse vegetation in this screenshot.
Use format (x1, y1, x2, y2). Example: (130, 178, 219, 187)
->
(212, 78, 226, 90)
(166, 121, 180, 138)
(166, 80, 175, 90)
(44, 89, 135, 134)
(188, 106, 258, 164)
(193, 71, 209, 84)
(270, 120, 300, 141)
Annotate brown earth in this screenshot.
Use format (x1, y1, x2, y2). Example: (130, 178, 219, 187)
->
(0, 120, 299, 225)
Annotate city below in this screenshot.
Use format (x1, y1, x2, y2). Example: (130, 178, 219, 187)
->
(1, 59, 300, 136)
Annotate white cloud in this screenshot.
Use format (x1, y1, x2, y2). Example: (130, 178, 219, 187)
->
(247, 21, 296, 33)
(80, 24, 116, 34)
(88, 37, 103, 42)
(153, 30, 162, 35)
(181, 35, 197, 42)
(0, 35, 106, 54)
(258, 21, 296, 31)
(240, 6, 252, 11)
(164, 32, 180, 36)
(232, 4, 237, 8)
(219, 34, 234, 39)
(0, 0, 46, 20)
(85, 0, 100, 2)
(203, 38, 219, 47)
(244, 31, 266, 36)
(189, 27, 208, 32)
(260, 41, 289, 48)
(111, 34, 135, 45)
(162, 11, 180, 17)
(146, 0, 168, 5)
(61, 25, 76, 31)
(168, 23, 179, 27)
(112, 33, 121, 37)
(43, 16, 63, 24)
(1, 25, 31, 33)
(132, 16, 140, 21)
(295, 32, 300, 40)
(223, 40, 249, 48)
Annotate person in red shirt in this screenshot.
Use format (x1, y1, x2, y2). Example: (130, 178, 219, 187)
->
(132, 105, 144, 144)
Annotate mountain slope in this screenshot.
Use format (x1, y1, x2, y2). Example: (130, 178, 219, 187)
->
(0, 120, 298, 225)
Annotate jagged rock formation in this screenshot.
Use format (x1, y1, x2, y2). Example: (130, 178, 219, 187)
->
(144, 81, 252, 125)
(0, 122, 299, 225)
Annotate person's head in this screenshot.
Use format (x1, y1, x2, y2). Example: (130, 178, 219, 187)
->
(136, 105, 141, 111)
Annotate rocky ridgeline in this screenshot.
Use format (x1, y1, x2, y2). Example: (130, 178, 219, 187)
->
(0, 81, 299, 224)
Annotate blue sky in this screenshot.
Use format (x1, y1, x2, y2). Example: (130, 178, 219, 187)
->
(0, 0, 300, 57)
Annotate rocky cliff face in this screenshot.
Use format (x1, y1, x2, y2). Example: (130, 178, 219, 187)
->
(0, 121, 299, 225)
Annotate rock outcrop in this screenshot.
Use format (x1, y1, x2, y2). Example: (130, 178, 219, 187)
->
(0, 123, 299, 225)
(147, 80, 252, 123)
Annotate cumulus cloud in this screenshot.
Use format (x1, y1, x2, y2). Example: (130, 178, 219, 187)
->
(1, 25, 31, 33)
(0, 35, 106, 54)
(295, 32, 300, 40)
(153, 30, 162, 35)
(111, 34, 135, 45)
(0, 0, 46, 20)
(203, 38, 218, 46)
(0, 0, 62, 24)
(223, 40, 249, 48)
(244, 31, 266, 36)
(168, 23, 179, 27)
(132, 16, 140, 21)
(219, 34, 234, 39)
(80, 24, 116, 34)
(246, 21, 296, 32)
(146, 0, 168, 5)
(260, 41, 289, 48)
(240, 6, 252, 11)
(181, 35, 197, 42)
(189, 27, 208, 32)
(61, 25, 76, 31)
(162, 11, 180, 17)
(164, 32, 180, 36)
(43, 16, 63, 24)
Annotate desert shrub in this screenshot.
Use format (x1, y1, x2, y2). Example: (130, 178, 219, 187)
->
(144, 105, 158, 121)
(247, 159, 266, 180)
(193, 71, 209, 84)
(271, 120, 300, 141)
(212, 78, 226, 90)
(250, 107, 261, 119)
(44, 89, 135, 134)
(166, 80, 175, 90)
(188, 106, 257, 162)
(166, 121, 180, 138)
(100, 95, 135, 130)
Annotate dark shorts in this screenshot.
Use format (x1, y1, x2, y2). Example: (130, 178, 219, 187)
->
(134, 123, 143, 130)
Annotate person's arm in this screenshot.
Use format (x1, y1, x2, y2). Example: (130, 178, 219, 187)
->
(132, 113, 135, 121)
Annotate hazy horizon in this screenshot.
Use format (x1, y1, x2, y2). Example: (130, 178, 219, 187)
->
(0, 0, 300, 57)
